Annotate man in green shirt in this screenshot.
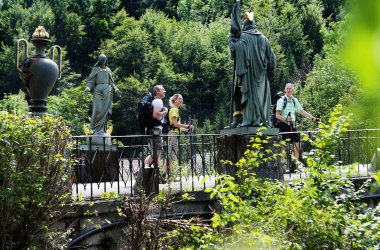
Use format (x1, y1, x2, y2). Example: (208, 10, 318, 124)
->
(276, 83, 320, 160)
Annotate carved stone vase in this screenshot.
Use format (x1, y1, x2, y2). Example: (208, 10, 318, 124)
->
(16, 26, 61, 115)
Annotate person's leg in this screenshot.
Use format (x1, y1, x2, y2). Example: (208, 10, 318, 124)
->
(292, 130, 301, 160)
(164, 135, 174, 177)
(281, 144, 286, 163)
(279, 123, 289, 163)
(144, 137, 154, 166)
(152, 134, 163, 174)
(293, 142, 300, 159)
(151, 135, 162, 168)
(135, 137, 153, 195)
(144, 155, 153, 166)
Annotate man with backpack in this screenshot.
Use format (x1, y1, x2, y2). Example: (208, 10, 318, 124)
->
(275, 83, 320, 161)
(133, 85, 168, 195)
(143, 85, 168, 167)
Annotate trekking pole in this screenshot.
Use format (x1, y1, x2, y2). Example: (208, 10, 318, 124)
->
(188, 119, 195, 191)
(188, 119, 194, 135)
(228, 1, 241, 128)
(287, 112, 293, 170)
(288, 112, 292, 132)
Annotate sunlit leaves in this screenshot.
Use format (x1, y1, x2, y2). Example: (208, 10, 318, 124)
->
(0, 113, 72, 248)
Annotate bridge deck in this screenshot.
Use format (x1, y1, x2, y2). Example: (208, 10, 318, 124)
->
(72, 163, 375, 200)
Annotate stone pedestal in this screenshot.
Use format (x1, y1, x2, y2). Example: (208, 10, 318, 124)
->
(78, 145, 119, 183)
(217, 127, 283, 181)
(86, 135, 112, 145)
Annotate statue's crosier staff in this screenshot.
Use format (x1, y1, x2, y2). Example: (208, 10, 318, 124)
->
(228, 0, 241, 128)
(228, 0, 254, 128)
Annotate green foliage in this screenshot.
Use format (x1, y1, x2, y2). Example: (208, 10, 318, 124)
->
(112, 76, 147, 135)
(298, 19, 360, 130)
(0, 90, 28, 114)
(97, 9, 232, 134)
(174, 106, 379, 249)
(48, 84, 89, 135)
(0, 0, 349, 134)
(340, 1, 380, 127)
(0, 43, 24, 98)
(0, 113, 73, 249)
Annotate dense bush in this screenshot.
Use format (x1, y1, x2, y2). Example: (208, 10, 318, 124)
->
(0, 113, 73, 249)
(168, 105, 380, 249)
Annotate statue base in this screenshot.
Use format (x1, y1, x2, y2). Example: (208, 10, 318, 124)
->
(221, 126, 279, 136)
(86, 135, 112, 145)
(77, 144, 118, 183)
(217, 128, 283, 181)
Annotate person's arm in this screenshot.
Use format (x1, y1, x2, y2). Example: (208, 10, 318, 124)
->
(275, 98, 292, 122)
(300, 109, 320, 122)
(106, 68, 121, 97)
(152, 107, 167, 120)
(172, 116, 194, 130)
(84, 68, 97, 96)
(276, 110, 292, 122)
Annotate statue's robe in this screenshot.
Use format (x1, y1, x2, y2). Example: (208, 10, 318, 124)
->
(86, 66, 115, 134)
(228, 28, 276, 127)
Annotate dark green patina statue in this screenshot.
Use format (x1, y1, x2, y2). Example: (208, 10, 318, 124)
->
(85, 54, 121, 137)
(228, 2, 276, 127)
(16, 26, 61, 115)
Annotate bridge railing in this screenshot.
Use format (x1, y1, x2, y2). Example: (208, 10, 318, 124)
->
(71, 129, 380, 200)
(280, 129, 380, 176)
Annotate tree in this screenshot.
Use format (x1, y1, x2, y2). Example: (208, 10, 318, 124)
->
(0, 0, 55, 97)
(48, 84, 89, 136)
(297, 19, 359, 130)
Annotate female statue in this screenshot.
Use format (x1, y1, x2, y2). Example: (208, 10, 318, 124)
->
(85, 54, 121, 135)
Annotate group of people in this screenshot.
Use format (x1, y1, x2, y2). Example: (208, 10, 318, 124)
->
(142, 85, 194, 183)
(85, 3, 321, 191)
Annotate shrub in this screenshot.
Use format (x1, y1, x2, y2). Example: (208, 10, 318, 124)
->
(0, 113, 73, 249)
(176, 105, 380, 249)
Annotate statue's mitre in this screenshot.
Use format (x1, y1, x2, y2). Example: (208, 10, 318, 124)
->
(242, 12, 254, 21)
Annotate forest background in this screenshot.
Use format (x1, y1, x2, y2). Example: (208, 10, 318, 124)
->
(0, 0, 365, 135)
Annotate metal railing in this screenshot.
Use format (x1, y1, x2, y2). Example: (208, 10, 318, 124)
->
(71, 129, 380, 200)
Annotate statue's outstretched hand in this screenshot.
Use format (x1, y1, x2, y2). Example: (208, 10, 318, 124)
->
(84, 87, 90, 97)
(115, 88, 122, 97)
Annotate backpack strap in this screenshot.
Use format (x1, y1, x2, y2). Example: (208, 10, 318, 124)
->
(281, 97, 296, 111)
(282, 96, 287, 111)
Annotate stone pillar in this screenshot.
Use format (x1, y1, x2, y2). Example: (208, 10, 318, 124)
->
(133, 133, 160, 197)
(217, 127, 283, 181)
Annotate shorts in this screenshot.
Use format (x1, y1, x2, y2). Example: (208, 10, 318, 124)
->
(147, 128, 163, 151)
(167, 132, 179, 161)
(278, 122, 300, 143)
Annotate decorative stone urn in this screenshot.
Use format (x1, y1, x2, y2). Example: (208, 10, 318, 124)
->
(16, 26, 61, 115)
